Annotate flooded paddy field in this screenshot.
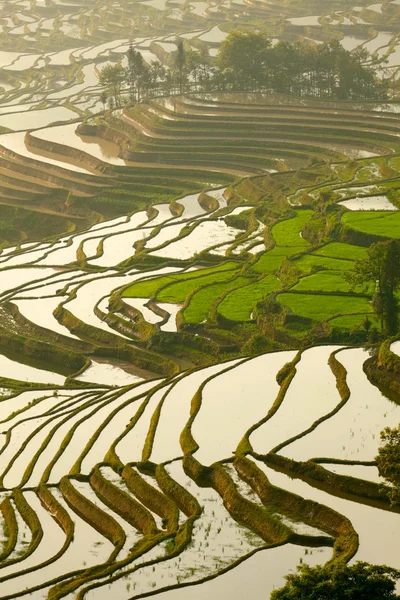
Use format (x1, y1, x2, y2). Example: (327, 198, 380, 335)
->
(0, 89, 399, 594)
(0, 0, 399, 597)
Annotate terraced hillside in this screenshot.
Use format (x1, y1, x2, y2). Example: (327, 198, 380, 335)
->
(0, 88, 399, 599)
(0, 332, 400, 599)
(2, 94, 400, 369)
(0, 0, 400, 134)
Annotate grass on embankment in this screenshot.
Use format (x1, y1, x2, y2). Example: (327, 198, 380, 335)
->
(122, 262, 238, 298)
(252, 246, 304, 273)
(157, 268, 240, 303)
(218, 275, 279, 321)
(183, 276, 250, 324)
(342, 211, 400, 238)
(271, 210, 313, 247)
(328, 313, 380, 329)
(277, 292, 373, 321)
(312, 242, 368, 261)
(293, 254, 356, 273)
(292, 271, 373, 294)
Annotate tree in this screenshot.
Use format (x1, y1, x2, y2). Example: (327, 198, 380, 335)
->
(376, 425, 400, 504)
(218, 30, 272, 91)
(148, 61, 167, 95)
(127, 45, 149, 102)
(99, 63, 125, 108)
(99, 90, 108, 110)
(175, 39, 186, 94)
(346, 239, 400, 335)
(271, 562, 400, 600)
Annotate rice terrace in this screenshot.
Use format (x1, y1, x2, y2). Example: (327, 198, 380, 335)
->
(1, 0, 400, 597)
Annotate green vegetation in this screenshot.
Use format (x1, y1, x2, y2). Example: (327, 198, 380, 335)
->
(122, 263, 238, 298)
(328, 313, 377, 329)
(218, 275, 279, 321)
(376, 424, 400, 506)
(157, 268, 240, 302)
(294, 254, 356, 272)
(346, 240, 400, 334)
(101, 33, 387, 107)
(271, 211, 313, 247)
(183, 276, 249, 323)
(278, 292, 372, 321)
(342, 212, 400, 238)
(2, 0, 400, 596)
(292, 271, 370, 293)
(252, 247, 304, 273)
(271, 562, 400, 600)
(313, 242, 368, 261)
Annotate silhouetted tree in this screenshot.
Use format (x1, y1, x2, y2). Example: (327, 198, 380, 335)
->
(271, 562, 400, 600)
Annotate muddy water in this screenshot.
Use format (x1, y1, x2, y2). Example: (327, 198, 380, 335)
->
(4, 53, 41, 71)
(115, 386, 170, 464)
(391, 340, 400, 355)
(176, 192, 207, 219)
(0, 106, 76, 130)
(122, 297, 163, 323)
(385, 42, 400, 67)
(251, 346, 341, 455)
(324, 463, 381, 484)
(13, 297, 81, 339)
(147, 204, 175, 227)
(284, 348, 400, 462)
(193, 352, 297, 464)
(151, 220, 240, 259)
(259, 463, 400, 573)
(363, 32, 394, 54)
(75, 479, 140, 559)
(157, 302, 181, 332)
(368, 2, 383, 13)
(287, 15, 321, 25)
(91, 227, 147, 267)
(75, 360, 143, 386)
(84, 457, 270, 600)
(64, 272, 140, 337)
(18, 488, 112, 594)
(198, 26, 228, 43)
(33, 123, 126, 166)
(91, 459, 330, 600)
(0, 351, 65, 385)
(0, 51, 26, 68)
(0, 492, 66, 592)
(145, 222, 185, 249)
(0, 131, 93, 174)
(339, 195, 398, 210)
(150, 360, 242, 463)
(0, 266, 60, 296)
(340, 36, 366, 52)
(80, 381, 157, 473)
(159, 544, 330, 600)
(47, 386, 152, 482)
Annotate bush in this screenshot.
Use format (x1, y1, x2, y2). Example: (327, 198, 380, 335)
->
(271, 562, 400, 600)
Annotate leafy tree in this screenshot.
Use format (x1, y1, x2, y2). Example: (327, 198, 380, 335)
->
(186, 49, 212, 91)
(99, 63, 125, 107)
(148, 61, 167, 94)
(175, 39, 186, 94)
(271, 562, 400, 600)
(218, 30, 272, 91)
(99, 90, 108, 110)
(127, 45, 149, 102)
(376, 425, 400, 505)
(98, 33, 386, 108)
(346, 239, 400, 335)
(217, 33, 385, 99)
